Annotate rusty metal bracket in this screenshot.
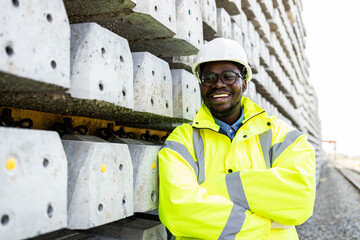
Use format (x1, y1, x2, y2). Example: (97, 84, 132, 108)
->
(53, 117, 88, 136)
(98, 123, 135, 139)
(0, 108, 33, 128)
(140, 130, 160, 142)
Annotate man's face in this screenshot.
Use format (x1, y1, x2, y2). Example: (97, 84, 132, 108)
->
(200, 61, 247, 122)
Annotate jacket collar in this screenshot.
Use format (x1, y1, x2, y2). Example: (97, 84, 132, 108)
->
(192, 97, 272, 135)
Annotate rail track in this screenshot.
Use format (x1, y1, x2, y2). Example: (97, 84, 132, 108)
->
(337, 167, 360, 191)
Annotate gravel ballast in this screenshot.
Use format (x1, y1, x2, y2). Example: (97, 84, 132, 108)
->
(296, 162, 360, 240)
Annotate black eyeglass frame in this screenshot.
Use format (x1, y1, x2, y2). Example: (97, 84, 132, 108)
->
(200, 70, 244, 87)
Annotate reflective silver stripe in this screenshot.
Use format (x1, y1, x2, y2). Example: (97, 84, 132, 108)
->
(193, 128, 205, 184)
(162, 141, 199, 177)
(259, 129, 272, 169)
(270, 130, 304, 165)
(225, 172, 249, 210)
(218, 202, 246, 239)
(218, 172, 248, 239)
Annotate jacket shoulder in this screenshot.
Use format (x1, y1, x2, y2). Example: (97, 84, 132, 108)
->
(166, 123, 194, 144)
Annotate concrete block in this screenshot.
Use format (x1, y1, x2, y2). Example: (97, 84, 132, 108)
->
(215, 8, 232, 39)
(248, 20, 256, 44)
(64, 140, 133, 229)
(253, 30, 261, 50)
(243, 36, 253, 66)
(171, 69, 201, 120)
(87, 218, 167, 240)
(231, 22, 243, 45)
(240, 12, 249, 36)
(0, 0, 70, 91)
(167, 55, 197, 73)
(0, 128, 67, 240)
(130, 0, 203, 57)
(259, 39, 270, 68)
(128, 145, 162, 213)
(132, 52, 173, 117)
(255, 22, 271, 43)
(65, 0, 176, 41)
(215, 0, 242, 15)
(252, 47, 260, 74)
(268, 8, 281, 32)
(199, 0, 217, 41)
(70, 23, 133, 109)
(174, 0, 204, 50)
(245, 81, 256, 101)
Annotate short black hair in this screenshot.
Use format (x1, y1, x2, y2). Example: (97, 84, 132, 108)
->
(199, 61, 247, 79)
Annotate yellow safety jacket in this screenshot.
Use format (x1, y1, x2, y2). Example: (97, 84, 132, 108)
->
(158, 97, 316, 240)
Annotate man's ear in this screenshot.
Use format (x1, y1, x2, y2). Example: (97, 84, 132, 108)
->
(242, 80, 248, 93)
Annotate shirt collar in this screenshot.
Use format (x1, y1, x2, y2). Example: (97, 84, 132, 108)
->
(213, 107, 244, 136)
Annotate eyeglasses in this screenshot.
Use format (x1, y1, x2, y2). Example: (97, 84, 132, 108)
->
(200, 70, 244, 87)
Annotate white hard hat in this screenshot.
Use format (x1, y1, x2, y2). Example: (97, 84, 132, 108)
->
(192, 38, 252, 83)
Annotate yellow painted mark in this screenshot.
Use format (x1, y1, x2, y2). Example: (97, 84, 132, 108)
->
(152, 163, 156, 170)
(6, 158, 16, 170)
(100, 164, 106, 173)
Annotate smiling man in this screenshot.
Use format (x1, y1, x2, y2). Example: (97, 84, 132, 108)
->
(158, 38, 316, 240)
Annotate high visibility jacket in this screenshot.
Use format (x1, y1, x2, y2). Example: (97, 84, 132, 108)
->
(158, 97, 316, 240)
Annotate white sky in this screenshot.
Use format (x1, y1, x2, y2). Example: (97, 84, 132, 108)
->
(302, 0, 360, 157)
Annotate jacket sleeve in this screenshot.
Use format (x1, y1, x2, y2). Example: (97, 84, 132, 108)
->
(230, 119, 316, 226)
(158, 125, 271, 239)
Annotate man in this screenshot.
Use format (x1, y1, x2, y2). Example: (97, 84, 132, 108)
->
(158, 38, 316, 239)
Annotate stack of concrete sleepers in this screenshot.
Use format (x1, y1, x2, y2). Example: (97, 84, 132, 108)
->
(0, 0, 322, 239)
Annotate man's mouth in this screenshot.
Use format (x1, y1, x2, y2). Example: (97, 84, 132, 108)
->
(211, 93, 230, 98)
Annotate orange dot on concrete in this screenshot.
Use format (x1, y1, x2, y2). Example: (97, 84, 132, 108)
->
(152, 163, 156, 170)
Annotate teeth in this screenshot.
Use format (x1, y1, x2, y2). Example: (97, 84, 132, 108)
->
(213, 94, 229, 98)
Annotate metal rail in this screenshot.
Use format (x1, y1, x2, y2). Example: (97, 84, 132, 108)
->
(337, 168, 360, 191)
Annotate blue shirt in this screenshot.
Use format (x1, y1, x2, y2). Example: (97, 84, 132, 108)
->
(213, 107, 244, 140)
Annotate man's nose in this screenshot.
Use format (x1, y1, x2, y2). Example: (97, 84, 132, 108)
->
(212, 75, 226, 88)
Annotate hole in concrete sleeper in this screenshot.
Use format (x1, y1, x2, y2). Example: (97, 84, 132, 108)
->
(152, 70, 155, 76)
(120, 55, 124, 62)
(151, 191, 156, 202)
(99, 83, 104, 91)
(5, 46, 14, 56)
(150, 98, 154, 106)
(51, 60, 56, 69)
(154, 6, 158, 11)
(188, 9, 191, 15)
(101, 47, 106, 55)
(186, 106, 189, 112)
(43, 158, 49, 168)
(46, 14, 52, 22)
(98, 204, 103, 212)
(169, 16, 172, 22)
(166, 102, 169, 108)
(119, 164, 123, 171)
(12, 0, 19, 7)
(47, 204, 53, 218)
(122, 196, 126, 206)
(122, 90, 126, 97)
(186, 84, 189, 89)
(1, 215, 9, 226)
